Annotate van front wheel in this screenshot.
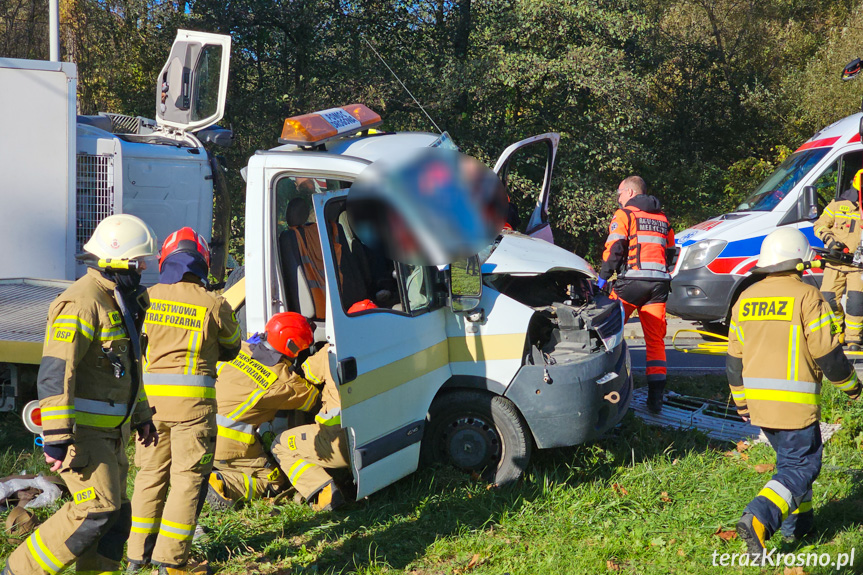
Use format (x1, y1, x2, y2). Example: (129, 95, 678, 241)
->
(422, 390, 532, 486)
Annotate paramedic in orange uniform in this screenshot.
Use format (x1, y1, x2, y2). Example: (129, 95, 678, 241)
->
(598, 176, 675, 413)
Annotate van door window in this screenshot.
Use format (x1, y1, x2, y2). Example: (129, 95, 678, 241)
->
(273, 176, 350, 321)
(497, 143, 554, 233)
(324, 199, 437, 316)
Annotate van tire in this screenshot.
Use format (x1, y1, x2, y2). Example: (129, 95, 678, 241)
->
(224, 265, 247, 336)
(422, 390, 532, 487)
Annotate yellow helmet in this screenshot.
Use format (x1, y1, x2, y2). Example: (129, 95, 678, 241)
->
(83, 214, 158, 262)
(853, 169, 863, 192)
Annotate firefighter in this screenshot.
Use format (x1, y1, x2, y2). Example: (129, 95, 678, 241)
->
(267, 301, 375, 511)
(727, 227, 860, 558)
(3, 214, 159, 575)
(127, 227, 241, 574)
(598, 176, 675, 413)
(813, 170, 863, 348)
(206, 312, 320, 509)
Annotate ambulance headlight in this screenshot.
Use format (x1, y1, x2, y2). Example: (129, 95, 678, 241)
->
(679, 239, 726, 271)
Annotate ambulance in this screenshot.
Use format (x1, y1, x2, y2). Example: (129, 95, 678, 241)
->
(224, 107, 633, 497)
(668, 112, 863, 326)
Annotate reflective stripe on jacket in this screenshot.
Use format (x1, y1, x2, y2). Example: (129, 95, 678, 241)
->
(726, 272, 860, 429)
(214, 342, 320, 461)
(143, 280, 241, 422)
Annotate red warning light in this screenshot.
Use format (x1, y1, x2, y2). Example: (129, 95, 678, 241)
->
(32, 408, 42, 426)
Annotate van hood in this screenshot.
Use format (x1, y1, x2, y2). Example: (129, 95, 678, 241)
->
(675, 212, 766, 247)
(482, 233, 596, 278)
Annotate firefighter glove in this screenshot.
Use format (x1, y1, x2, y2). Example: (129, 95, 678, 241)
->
(135, 420, 159, 448)
(43, 443, 68, 464)
(825, 236, 847, 252)
(596, 278, 611, 294)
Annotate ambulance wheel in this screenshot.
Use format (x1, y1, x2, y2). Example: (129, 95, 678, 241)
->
(224, 265, 247, 335)
(423, 390, 532, 486)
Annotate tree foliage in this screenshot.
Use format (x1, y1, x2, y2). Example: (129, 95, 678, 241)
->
(3, 0, 862, 263)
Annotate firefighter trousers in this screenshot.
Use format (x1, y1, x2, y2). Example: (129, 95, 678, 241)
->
(270, 423, 350, 501)
(821, 265, 863, 343)
(613, 279, 669, 383)
(4, 430, 131, 575)
(743, 423, 821, 541)
(212, 451, 287, 503)
(127, 413, 216, 568)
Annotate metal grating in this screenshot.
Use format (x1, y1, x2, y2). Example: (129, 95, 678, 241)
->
(105, 112, 141, 134)
(0, 281, 69, 342)
(76, 154, 115, 254)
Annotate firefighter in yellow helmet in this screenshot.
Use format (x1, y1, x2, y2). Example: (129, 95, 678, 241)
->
(3, 214, 159, 575)
(813, 169, 863, 348)
(728, 228, 860, 560)
(268, 300, 376, 511)
(127, 228, 241, 575)
(206, 312, 320, 508)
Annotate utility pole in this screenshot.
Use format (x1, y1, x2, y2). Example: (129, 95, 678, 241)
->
(49, 0, 60, 61)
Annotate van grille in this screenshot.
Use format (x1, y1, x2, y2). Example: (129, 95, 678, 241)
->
(76, 154, 115, 254)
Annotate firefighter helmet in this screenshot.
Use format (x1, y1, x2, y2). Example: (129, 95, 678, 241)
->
(756, 227, 813, 268)
(265, 312, 314, 358)
(347, 299, 378, 314)
(853, 169, 863, 192)
(83, 214, 158, 262)
(159, 227, 211, 271)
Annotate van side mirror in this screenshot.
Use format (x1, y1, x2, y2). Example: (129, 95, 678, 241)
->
(449, 256, 482, 313)
(800, 185, 818, 221)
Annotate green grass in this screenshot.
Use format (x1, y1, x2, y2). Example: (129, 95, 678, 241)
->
(4, 375, 863, 574)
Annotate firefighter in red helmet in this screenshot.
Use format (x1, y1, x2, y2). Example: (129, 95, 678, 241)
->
(206, 312, 321, 509)
(127, 227, 241, 574)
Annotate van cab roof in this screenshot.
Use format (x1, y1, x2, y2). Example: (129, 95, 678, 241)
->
(266, 131, 442, 164)
(796, 112, 863, 152)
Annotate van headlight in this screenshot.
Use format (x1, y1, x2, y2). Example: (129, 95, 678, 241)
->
(679, 239, 726, 271)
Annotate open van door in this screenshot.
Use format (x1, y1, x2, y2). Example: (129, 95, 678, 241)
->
(493, 133, 560, 243)
(155, 30, 231, 132)
(313, 192, 453, 498)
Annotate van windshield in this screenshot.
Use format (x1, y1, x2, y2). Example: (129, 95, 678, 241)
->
(736, 148, 830, 212)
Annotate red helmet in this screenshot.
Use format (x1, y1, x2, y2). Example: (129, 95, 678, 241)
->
(159, 227, 210, 271)
(348, 299, 378, 314)
(265, 312, 314, 358)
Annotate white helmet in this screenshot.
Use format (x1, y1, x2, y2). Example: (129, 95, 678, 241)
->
(756, 227, 813, 268)
(83, 214, 158, 262)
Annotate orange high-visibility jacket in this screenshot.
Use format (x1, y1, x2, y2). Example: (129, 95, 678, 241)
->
(600, 195, 675, 281)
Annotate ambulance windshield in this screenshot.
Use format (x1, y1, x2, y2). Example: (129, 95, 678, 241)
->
(736, 148, 830, 212)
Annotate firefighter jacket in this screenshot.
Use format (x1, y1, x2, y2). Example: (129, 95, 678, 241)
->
(143, 278, 241, 422)
(727, 272, 861, 430)
(214, 341, 320, 460)
(600, 194, 675, 282)
(813, 188, 862, 251)
(300, 344, 341, 427)
(36, 268, 153, 446)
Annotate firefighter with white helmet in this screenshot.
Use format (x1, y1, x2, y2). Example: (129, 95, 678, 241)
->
(813, 169, 863, 348)
(127, 227, 241, 575)
(728, 227, 860, 559)
(206, 312, 320, 509)
(3, 214, 159, 575)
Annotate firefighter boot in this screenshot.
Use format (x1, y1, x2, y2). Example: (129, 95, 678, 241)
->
(736, 512, 767, 560)
(126, 559, 149, 574)
(205, 472, 236, 511)
(646, 380, 666, 414)
(311, 482, 345, 512)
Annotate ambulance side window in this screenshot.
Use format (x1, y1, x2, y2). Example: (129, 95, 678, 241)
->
(838, 152, 863, 199)
(812, 160, 838, 212)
